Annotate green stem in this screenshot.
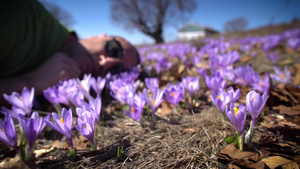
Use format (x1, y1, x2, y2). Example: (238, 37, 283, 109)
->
(140, 115, 144, 128)
(152, 111, 156, 124)
(238, 132, 244, 151)
(19, 139, 25, 160)
(70, 148, 76, 161)
(54, 104, 62, 116)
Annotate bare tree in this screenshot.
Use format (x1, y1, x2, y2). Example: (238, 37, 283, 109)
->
(110, 0, 197, 44)
(223, 17, 248, 33)
(40, 1, 75, 27)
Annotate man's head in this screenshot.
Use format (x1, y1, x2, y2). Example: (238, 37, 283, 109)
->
(79, 34, 140, 76)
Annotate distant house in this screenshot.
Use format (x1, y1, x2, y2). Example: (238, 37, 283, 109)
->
(178, 24, 219, 41)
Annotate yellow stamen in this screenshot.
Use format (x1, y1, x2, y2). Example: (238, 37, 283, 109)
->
(131, 107, 135, 114)
(259, 82, 264, 86)
(117, 91, 121, 95)
(217, 96, 221, 99)
(60, 118, 64, 123)
(280, 74, 285, 78)
(233, 107, 239, 116)
(252, 97, 254, 101)
(149, 93, 152, 98)
(151, 99, 155, 106)
(84, 126, 87, 129)
(171, 92, 175, 97)
(1, 129, 4, 132)
(238, 78, 243, 82)
(19, 96, 22, 100)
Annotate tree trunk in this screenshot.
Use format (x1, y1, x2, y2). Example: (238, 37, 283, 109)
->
(153, 35, 164, 44)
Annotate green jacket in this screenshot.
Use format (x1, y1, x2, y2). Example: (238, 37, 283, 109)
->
(0, 0, 71, 78)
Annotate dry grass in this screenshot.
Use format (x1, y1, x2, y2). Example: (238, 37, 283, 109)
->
(35, 98, 237, 168)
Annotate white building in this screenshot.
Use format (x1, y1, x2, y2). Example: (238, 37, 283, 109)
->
(178, 24, 218, 41)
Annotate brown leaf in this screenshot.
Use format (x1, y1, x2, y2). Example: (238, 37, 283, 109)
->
(183, 128, 196, 134)
(157, 101, 173, 116)
(277, 121, 300, 129)
(34, 146, 55, 158)
(261, 156, 299, 169)
(218, 144, 260, 167)
(240, 55, 253, 63)
(178, 64, 186, 74)
(250, 161, 266, 169)
(293, 64, 300, 85)
(273, 105, 300, 116)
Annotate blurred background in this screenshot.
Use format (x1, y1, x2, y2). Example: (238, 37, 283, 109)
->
(40, 0, 300, 45)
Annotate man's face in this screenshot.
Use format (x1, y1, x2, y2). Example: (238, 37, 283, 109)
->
(79, 34, 139, 76)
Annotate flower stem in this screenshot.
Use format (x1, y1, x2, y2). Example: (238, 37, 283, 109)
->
(238, 132, 244, 151)
(54, 104, 62, 116)
(70, 148, 76, 161)
(19, 138, 25, 160)
(152, 111, 156, 124)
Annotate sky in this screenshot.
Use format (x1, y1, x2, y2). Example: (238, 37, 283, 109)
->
(46, 0, 300, 45)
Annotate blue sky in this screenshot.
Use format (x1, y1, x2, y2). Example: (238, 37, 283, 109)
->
(46, 0, 300, 45)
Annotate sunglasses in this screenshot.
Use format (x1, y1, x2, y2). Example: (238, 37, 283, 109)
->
(104, 37, 123, 59)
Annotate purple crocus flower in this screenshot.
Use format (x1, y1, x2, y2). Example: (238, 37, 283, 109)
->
(83, 95, 102, 125)
(163, 83, 184, 106)
(45, 108, 74, 148)
(226, 103, 247, 135)
(90, 76, 106, 95)
(18, 112, 50, 150)
(181, 76, 200, 97)
(0, 115, 18, 152)
(266, 51, 278, 64)
(110, 83, 136, 104)
(77, 74, 92, 99)
(197, 68, 207, 78)
(143, 88, 163, 122)
(211, 88, 231, 119)
(287, 38, 300, 51)
(145, 77, 159, 92)
(68, 87, 85, 107)
(227, 86, 240, 104)
(205, 71, 227, 92)
(125, 103, 142, 122)
(0, 106, 26, 119)
(43, 85, 70, 106)
(246, 90, 268, 128)
(270, 66, 291, 84)
(232, 66, 247, 85)
(250, 73, 270, 93)
(74, 111, 95, 146)
(3, 87, 34, 116)
(124, 92, 146, 122)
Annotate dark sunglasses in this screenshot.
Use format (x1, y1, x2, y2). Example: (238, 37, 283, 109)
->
(104, 37, 123, 59)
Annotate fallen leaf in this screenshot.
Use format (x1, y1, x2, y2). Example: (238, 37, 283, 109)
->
(250, 161, 266, 169)
(178, 64, 186, 74)
(273, 105, 300, 116)
(183, 128, 196, 134)
(261, 156, 299, 169)
(218, 144, 260, 168)
(292, 64, 300, 85)
(34, 146, 55, 158)
(240, 55, 253, 63)
(157, 101, 173, 116)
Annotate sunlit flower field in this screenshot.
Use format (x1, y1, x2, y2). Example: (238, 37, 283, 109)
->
(1, 27, 300, 168)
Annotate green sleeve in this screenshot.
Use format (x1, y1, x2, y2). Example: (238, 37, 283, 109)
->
(0, 0, 72, 78)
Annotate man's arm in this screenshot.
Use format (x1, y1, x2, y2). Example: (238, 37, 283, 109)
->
(0, 52, 81, 106)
